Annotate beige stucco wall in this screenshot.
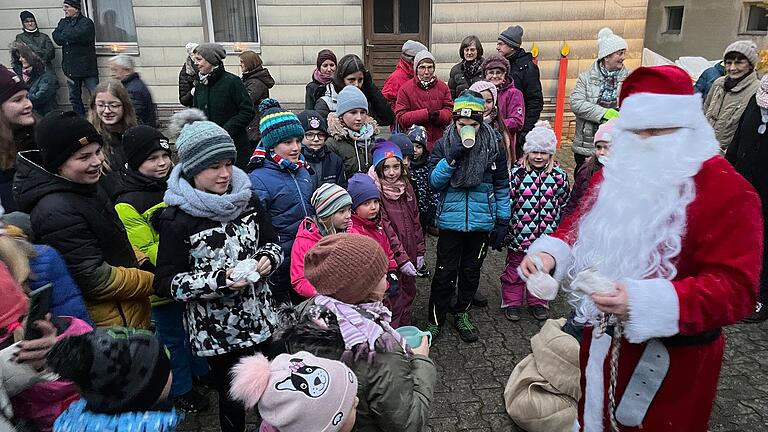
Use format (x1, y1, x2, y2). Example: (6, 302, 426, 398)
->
(644, 0, 768, 61)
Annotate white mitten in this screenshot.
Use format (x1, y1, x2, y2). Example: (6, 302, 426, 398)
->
(517, 255, 559, 300)
(570, 268, 615, 295)
(231, 258, 261, 284)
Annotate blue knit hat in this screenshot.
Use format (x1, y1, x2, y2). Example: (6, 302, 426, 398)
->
(170, 109, 236, 178)
(311, 183, 352, 219)
(347, 173, 380, 210)
(336, 86, 368, 116)
(372, 140, 403, 168)
(258, 99, 305, 150)
(388, 134, 414, 157)
(406, 125, 427, 146)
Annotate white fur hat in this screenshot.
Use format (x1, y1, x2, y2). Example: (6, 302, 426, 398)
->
(597, 28, 628, 60)
(523, 120, 557, 154)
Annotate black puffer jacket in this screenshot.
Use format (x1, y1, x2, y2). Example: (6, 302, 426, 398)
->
(112, 168, 166, 214)
(301, 144, 347, 189)
(447, 60, 484, 100)
(121, 73, 157, 127)
(305, 77, 325, 110)
(505, 49, 543, 135)
(242, 67, 275, 143)
(178, 58, 197, 107)
(51, 14, 97, 78)
(727, 96, 768, 213)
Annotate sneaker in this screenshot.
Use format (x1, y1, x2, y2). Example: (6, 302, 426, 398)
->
(743, 302, 768, 323)
(416, 263, 431, 278)
(174, 388, 210, 413)
(529, 305, 549, 321)
(472, 291, 489, 308)
(425, 323, 441, 340)
(504, 306, 521, 322)
(453, 312, 479, 343)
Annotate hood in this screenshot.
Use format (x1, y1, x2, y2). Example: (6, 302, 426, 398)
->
(395, 58, 415, 78)
(243, 67, 275, 89)
(13, 150, 98, 213)
(113, 167, 167, 203)
(296, 217, 324, 243)
(54, 400, 182, 432)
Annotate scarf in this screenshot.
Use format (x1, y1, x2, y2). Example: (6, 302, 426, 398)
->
(345, 124, 376, 172)
(164, 164, 252, 222)
(724, 73, 750, 92)
(313, 68, 334, 85)
(757, 75, 768, 109)
(198, 65, 219, 85)
(597, 62, 620, 108)
(418, 76, 437, 90)
(23, 28, 37, 33)
(270, 151, 308, 172)
(367, 166, 407, 201)
(446, 122, 500, 189)
(462, 58, 482, 81)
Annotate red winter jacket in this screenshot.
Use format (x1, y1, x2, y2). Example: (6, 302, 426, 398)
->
(348, 214, 398, 271)
(382, 59, 415, 112)
(395, 77, 453, 151)
(378, 181, 426, 266)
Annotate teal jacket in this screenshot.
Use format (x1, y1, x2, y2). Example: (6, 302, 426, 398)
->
(53, 400, 181, 432)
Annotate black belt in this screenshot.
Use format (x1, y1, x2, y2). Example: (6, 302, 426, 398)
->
(662, 327, 722, 347)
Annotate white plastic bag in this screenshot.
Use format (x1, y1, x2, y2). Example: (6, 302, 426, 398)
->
(570, 268, 615, 295)
(230, 258, 261, 284)
(518, 255, 559, 301)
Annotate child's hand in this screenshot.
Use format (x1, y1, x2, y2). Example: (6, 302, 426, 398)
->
(520, 252, 555, 278)
(256, 256, 272, 276)
(412, 337, 430, 356)
(13, 314, 57, 370)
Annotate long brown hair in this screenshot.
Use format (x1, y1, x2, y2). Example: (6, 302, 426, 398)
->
(0, 108, 16, 170)
(87, 80, 137, 157)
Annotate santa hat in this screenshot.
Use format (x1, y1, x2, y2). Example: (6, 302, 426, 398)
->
(617, 65, 708, 131)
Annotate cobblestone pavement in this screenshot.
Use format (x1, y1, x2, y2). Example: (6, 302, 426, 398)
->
(179, 146, 768, 431)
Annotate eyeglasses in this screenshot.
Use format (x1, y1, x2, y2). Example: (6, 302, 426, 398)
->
(305, 132, 326, 140)
(486, 70, 505, 76)
(95, 102, 123, 111)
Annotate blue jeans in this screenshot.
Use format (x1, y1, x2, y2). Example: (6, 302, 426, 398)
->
(67, 76, 99, 115)
(152, 302, 209, 397)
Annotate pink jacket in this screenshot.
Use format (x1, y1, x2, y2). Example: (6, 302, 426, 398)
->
(348, 214, 398, 271)
(497, 80, 525, 133)
(290, 218, 324, 299)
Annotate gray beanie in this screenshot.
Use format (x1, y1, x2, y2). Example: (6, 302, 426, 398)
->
(499, 25, 524, 49)
(336, 85, 368, 116)
(414, 51, 436, 68)
(194, 43, 227, 65)
(402, 40, 428, 62)
(724, 40, 759, 66)
(169, 109, 237, 178)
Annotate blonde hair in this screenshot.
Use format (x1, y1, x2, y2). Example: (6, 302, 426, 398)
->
(88, 79, 137, 167)
(522, 153, 555, 173)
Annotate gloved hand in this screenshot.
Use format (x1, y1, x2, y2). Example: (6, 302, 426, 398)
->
(386, 271, 400, 298)
(400, 261, 418, 277)
(447, 139, 466, 166)
(416, 256, 425, 270)
(428, 110, 439, 123)
(489, 220, 510, 251)
(602, 108, 619, 121)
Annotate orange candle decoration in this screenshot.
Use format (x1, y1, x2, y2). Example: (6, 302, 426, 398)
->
(531, 43, 539, 65)
(554, 42, 569, 148)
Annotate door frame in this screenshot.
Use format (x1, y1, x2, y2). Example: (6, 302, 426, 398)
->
(362, 0, 431, 67)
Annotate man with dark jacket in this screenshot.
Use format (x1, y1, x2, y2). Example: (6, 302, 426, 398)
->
(15, 11, 56, 72)
(109, 54, 158, 127)
(497, 25, 543, 154)
(52, 0, 98, 116)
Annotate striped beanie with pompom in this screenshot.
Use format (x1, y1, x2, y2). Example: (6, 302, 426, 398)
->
(312, 183, 352, 219)
(169, 108, 236, 178)
(258, 98, 305, 150)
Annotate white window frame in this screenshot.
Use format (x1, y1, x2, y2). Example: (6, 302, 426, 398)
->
(663, 5, 684, 35)
(202, 0, 261, 54)
(740, 2, 768, 35)
(84, 0, 140, 56)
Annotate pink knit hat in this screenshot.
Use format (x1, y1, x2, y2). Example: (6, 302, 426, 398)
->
(230, 351, 358, 432)
(470, 80, 498, 107)
(594, 118, 617, 144)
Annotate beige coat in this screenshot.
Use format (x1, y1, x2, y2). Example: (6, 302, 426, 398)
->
(704, 72, 759, 151)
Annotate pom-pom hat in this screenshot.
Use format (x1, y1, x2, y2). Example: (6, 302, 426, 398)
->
(597, 28, 628, 60)
(169, 109, 236, 178)
(258, 99, 305, 150)
(523, 120, 557, 154)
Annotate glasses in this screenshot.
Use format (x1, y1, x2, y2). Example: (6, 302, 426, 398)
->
(95, 102, 123, 111)
(305, 132, 326, 140)
(486, 70, 505, 76)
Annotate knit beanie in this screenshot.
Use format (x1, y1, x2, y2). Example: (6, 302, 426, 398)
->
(0, 65, 27, 106)
(470, 80, 498, 107)
(499, 25, 524, 49)
(20, 11, 35, 25)
(336, 85, 368, 116)
(0, 261, 28, 338)
(258, 99, 304, 150)
(298, 110, 329, 135)
(35, 110, 103, 172)
(594, 118, 617, 144)
(406, 125, 427, 146)
(46, 327, 171, 414)
(414, 51, 435, 68)
(372, 140, 403, 168)
(523, 120, 557, 154)
(347, 173, 380, 210)
(169, 108, 236, 178)
(304, 233, 389, 304)
(597, 28, 628, 60)
(122, 125, 171, 171)
(389, 133, 414, 157)
(453, 90, 485, 123)
(481, 54, 510, 76)
(316, 49, 338, 70)
(63, 0, 82, 10)
(724, 40, 759, 66)
(312, 183, 352, 219)
(757, 74, 768, 109)
(402, 40, 428, 61)
(185, 42, 199, 56)
(194, 43, 227, 66)
(230, 351, 358, 432)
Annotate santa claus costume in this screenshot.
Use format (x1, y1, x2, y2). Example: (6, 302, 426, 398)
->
(527, 65, 763, 431)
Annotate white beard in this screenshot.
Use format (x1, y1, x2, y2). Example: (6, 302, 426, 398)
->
(566, 127, 719, 325)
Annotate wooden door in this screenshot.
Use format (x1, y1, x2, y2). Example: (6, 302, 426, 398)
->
(363, 0, 431, 87)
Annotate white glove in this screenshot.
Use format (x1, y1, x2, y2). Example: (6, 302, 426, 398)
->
(416, 256, 425, 269)
(400, 261, 418, 277)
(517, 254, 559, 300)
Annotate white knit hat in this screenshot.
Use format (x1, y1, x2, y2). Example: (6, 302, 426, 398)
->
(414, 50, 435, 68)
(724, 40, 759, 66)
(597, 28, 628, 60)
(523, 120, 557, 154)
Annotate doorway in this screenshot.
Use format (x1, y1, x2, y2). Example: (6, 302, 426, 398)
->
(362, 0, 431, 86)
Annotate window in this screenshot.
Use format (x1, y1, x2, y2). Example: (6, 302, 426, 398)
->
(85, 0, 139, 55)
(744, 4, 768, 33)
(203, 0, 261, 53)
(665, 6, 684, 34)
(372, 0, 421, 35)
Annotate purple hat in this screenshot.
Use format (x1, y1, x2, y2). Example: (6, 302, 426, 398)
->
(347, 173, 380, 210)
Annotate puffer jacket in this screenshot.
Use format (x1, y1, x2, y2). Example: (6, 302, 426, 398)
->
(13, 150, 153, 329)
(704, 72, 759, 151)
(410, 154, 439, 223)
(178, 58, 197, 107)
(52, 399, 181, 432)
(349, 214, 398, 271)
(315, 73, 395, 126)
(497, 80, 525, 133)
(153, 194, 283, 357)
(30, 245, 92, 324)
(301, 145, 346, 189)
(570, 61, 629, 156)
(274, 297, 437, 432)
(290, 218, 324, 299)
(326, 133, 377, 178)
(379, 181, 425, 267)
(694, 62, 725, 100)
(727, 96, 768, 214)
(395, 77, 453, 151)
(506, 49, 544, 134)
(51, 14, 97, 78)
(382, 58, 415, 112)
(26, 68, 58, 116)
(429, 125, 511, 233)
(121, 73, 157, 127)
(15, 28, 55, 71)
(243, 67, 275, 143)
(448, 60, 484, 100)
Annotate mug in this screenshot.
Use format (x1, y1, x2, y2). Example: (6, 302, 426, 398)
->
(396, 326, 433, 348)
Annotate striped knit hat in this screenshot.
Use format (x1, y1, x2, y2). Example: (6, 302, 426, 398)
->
(259, 99, 305, 150)
(170, 109, 236, 178)
(311, 183, 352, 219)
(453, 90, 485, 123)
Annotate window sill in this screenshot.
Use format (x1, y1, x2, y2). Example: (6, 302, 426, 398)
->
(661, 30, 681, 35)
(217, 42, 261, 55)
(739, 30, 768, 36)
(96, 43, 140, 56)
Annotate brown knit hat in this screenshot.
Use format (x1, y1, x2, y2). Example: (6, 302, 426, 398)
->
(304, 233, 389, 304)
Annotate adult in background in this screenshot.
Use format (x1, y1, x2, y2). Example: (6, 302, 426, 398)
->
(240, 50, 274, 148)
(193, 43, 255, 169)
(497, 25, 543, 154)
(382, 40, 428, 113)
(15, 11, 56, 72)
(11, 42, 58, 116)
(704, 40, 760, 152)
(395, 50, 453, 151)
(178, 42, 198, 107)
(727, 74, 768, 323)
(0, 65, 36, 213)
(109, 54, 158, 127)
(570, 27, 629, 171)
(448, 35, 484, 99)
(52, 0, 98, 116)
(481, 54, 525, 165)
(695, 61, 725, 100)
(305, 49, 337, 110)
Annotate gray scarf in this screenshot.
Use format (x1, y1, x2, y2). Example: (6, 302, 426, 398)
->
(164, 164, 253, 222)
(447, 122, 499, 188)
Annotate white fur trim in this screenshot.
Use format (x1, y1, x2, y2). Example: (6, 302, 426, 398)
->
(623, 278, 680, 343)
(584, 332, 611, 432)
(527, 234, 572, 282)
(618, 92, 708, 131)
(572, 419, 581, 432)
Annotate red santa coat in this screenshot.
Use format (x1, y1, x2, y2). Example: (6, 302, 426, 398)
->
(530, 156, 763, 431)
